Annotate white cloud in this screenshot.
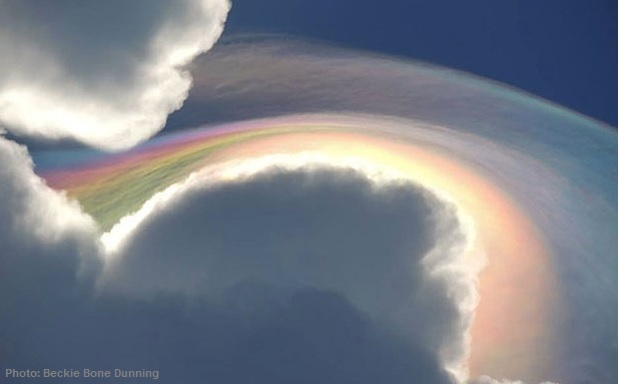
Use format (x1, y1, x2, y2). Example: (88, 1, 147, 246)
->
(0, 0, 231, 150)
(0, 137, 99, 246)
(98, 153, 481, 382)
(0, 135, 561, 384)
(0, 144, 463, 383)
(0, 136, 102, 291)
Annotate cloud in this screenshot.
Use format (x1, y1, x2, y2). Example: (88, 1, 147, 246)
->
(0, 136, 101, 367)
(92, 153, 482, 381)
(0, 147, 464, 383)
(0, 137, 100, 258)
(0, 0, 231, 150)
(100, 166, 472, 382)
(0, 134, 563, 383)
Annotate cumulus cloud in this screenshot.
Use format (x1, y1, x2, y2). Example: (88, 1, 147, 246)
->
(0, 0, 231, 150)
(92, 153, 482, 381)
(0, 136, 100, 367)
(0, 137, 563, 383)
(100, 166, 472, 381)
(0, 149, 464, 383)
(0, 136, 100, 259)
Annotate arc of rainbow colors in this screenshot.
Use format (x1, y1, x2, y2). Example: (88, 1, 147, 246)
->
(38, 113, 561, 383)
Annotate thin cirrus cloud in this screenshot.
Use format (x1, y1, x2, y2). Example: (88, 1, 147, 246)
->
(0, 0, 231, 150)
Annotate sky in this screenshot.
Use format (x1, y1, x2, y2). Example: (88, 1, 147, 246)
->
(1, 2, 617, 384)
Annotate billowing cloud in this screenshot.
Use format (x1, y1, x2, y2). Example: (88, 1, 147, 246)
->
(0, 0, 230, 150)
(0, 137, 100, 367)
(0, 137, 100, 259)
(1, 147, 463, 383)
